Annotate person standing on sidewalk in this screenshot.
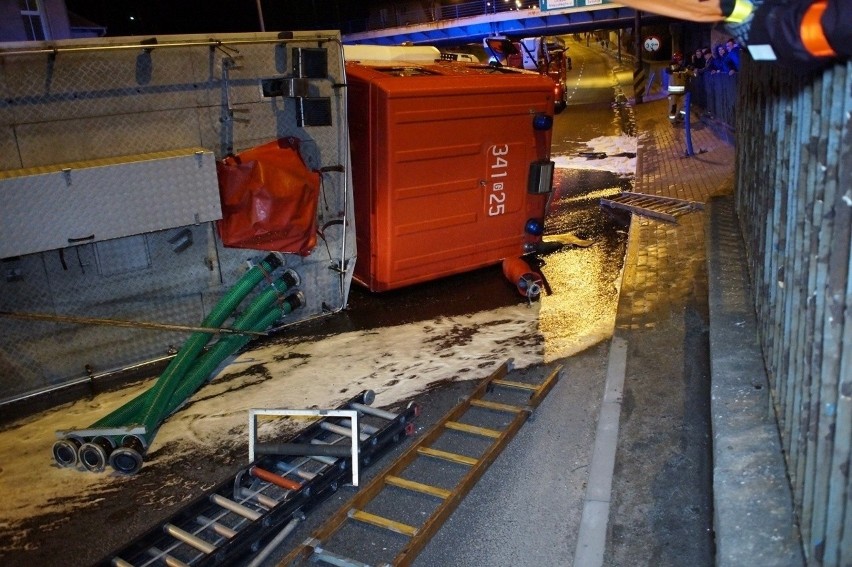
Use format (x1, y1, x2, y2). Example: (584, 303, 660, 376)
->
(708, 44, 732, 74)
(724, 39, 742, 73)
(664, 52, 689, 120)
(689, 47, 708, 71)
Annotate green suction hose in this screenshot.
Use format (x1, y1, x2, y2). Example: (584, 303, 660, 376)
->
(140, 283, 301, 435)
(90, 269, 297, 430)
(108, 292, 304, 475)
(129, 255, 284, 431)
(53, 256, 297, 472)
(159, 292, 304, 421)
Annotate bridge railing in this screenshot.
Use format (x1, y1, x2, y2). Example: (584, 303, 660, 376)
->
(440, 0, 536, 19)
(357, 1, 543, 32)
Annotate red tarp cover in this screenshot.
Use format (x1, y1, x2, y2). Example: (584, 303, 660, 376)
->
(216, 137, 320, 255)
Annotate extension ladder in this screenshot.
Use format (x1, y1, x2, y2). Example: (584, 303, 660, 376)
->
(601, 191, 704, 224)
(280, 359, 561, 567)
(97, 390, 419, 567)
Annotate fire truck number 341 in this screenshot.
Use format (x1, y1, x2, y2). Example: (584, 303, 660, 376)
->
(488, 144, 509, 216)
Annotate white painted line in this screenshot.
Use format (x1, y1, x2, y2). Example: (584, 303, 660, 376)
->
(573, 335, 628, 567)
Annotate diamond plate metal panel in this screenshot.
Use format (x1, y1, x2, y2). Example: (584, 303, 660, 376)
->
(13, 109, 204, 167)
(0, 31, 355, 403)
(1, 50, 197, 124)
(0, 149, 221, 258)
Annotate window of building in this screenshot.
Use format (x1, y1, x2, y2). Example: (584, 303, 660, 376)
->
(20, 0, 48, 41)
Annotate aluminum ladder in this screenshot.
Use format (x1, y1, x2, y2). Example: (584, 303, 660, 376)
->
(279, 359, 562, 567)
(601, 191, 704, 223)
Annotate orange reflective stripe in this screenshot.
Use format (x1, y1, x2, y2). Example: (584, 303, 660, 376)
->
(800, 1, 836, 57)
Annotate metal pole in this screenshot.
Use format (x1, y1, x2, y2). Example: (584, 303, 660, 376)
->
(255, 0, 266, 32)
(0, 309, 265, 336)
(634, 10, 643, 104)
(618, 28, 622, 63)
(684, 91, 695, 156)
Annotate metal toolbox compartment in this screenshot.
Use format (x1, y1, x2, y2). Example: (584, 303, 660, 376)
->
(0, 148, 220, 259)
(346, 61, 555, 292)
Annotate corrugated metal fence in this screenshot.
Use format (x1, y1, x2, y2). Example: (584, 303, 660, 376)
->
(733, 57, 852, 565)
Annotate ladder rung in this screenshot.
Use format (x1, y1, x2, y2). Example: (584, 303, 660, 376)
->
(321, 421, 370, 441)
(349, 402, 398, 421)
(307, 540, 374, 567)
(385, 475, 451, 499)
(196, 515, 238, 539)
(339, 417, 380, 435)
(163, 523, 217, 554)
(669, 204, 697, 213)
(628, 197, 655, 205)
(445, 420, 502, 438)
(209, 494, 262, 521)
(147, 546, 189, 567)
(305, 445, 338, 465)
(275, 460, 317, 481)
(239, 488, 279, 509)
(348, 509, 418, 537)
(491, 378, 538, 392)
(417, 446, 478, 466)
(469, 399, 524, 413)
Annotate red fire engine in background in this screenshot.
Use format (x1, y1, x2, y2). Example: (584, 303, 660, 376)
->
(484, 35, 571, 114)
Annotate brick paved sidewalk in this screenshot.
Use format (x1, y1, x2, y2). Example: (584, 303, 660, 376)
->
(604, 98, 735, 566)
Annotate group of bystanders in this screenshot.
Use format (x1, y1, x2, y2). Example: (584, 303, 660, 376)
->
(688, 39, 742, 76)
(663, 37, 742, 121)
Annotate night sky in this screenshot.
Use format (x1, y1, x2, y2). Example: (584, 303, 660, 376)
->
(65, 0, 371, 37)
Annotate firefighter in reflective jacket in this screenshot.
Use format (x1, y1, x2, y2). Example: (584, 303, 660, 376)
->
(612, 0, 850, 70)
(664, 52, 689, 121)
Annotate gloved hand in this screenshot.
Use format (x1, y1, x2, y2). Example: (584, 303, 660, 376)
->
(743, 0, 851, 69)
(722, 0, 762, 45)
(614, 0, 849, 69)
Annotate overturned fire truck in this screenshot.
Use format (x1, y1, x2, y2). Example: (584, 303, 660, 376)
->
(0, 33, 555, 474)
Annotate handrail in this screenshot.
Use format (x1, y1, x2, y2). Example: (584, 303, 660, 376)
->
(0, 33, 338, 58)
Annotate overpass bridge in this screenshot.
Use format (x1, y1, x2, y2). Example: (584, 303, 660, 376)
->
(342, 3, 664, 47)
